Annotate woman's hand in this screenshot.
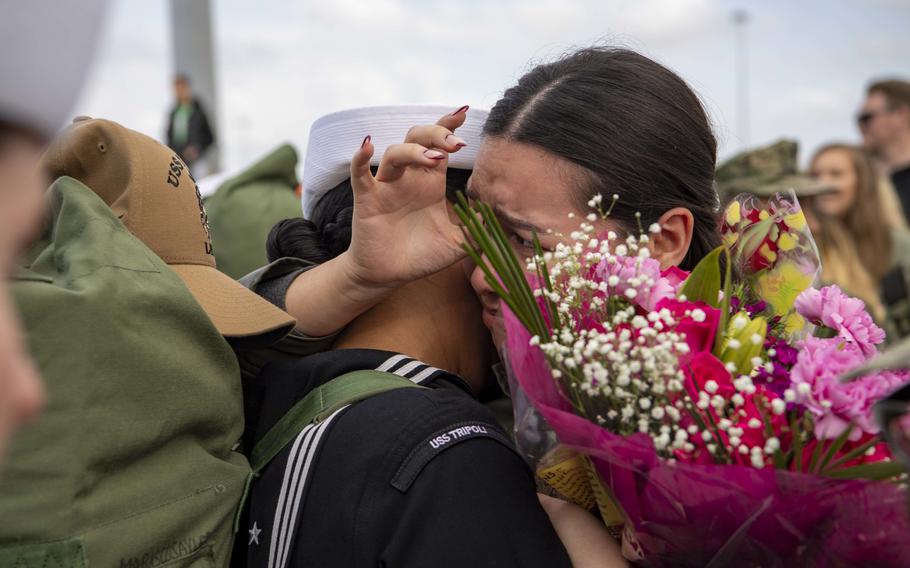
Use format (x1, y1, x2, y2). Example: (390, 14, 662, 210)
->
(283, 108, 474, 337)
(538, 494, 628, 568)
(341, 109, 470, 290)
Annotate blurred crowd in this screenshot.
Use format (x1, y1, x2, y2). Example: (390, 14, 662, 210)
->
(716, 79, 910, 340)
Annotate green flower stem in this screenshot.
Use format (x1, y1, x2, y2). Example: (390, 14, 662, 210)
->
(825, 436, 880, 471)
(818, 425, 855, 473)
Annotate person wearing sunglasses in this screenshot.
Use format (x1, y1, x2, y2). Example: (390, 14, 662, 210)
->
(858, 80, 910, 224)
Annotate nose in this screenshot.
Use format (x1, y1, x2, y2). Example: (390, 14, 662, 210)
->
(469, 259, 500, 313)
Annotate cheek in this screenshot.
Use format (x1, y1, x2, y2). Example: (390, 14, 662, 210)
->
(843, 183, 858, 205)
(0, 160, 47, 260)
(469, 261, 491, 298)
(460, 257, 475, 282)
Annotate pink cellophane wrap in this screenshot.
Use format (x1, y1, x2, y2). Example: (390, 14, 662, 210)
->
(504, 307, 910, 567)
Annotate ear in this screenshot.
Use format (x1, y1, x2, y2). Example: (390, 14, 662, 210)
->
(651, 207, 694, 269)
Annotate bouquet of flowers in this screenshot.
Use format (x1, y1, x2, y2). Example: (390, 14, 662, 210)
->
(455, 191, 910, 567)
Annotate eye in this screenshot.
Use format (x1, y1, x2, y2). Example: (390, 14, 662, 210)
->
(509, 231, 535, 250)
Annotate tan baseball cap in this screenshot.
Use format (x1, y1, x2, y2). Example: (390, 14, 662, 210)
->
(42, 117, 296, 347)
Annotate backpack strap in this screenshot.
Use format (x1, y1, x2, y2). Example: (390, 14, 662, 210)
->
(249, 370, 426, 474)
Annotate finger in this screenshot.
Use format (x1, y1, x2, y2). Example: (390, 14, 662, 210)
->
(404, 124, 467, 154)
(375, 143, 446, 183)
(436, 105, 469, 132)
(350, 135, 376, 195)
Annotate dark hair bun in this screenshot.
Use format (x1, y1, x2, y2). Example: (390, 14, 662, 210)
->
(320, 205, 354, 259)
(266, 218, 326, 263)
(266, 205, 355, 264)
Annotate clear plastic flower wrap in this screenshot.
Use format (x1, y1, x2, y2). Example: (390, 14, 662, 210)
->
(454, 191, 910, 566)
(505, 306, 910, 567)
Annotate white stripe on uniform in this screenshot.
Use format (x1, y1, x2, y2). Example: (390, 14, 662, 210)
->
(392, 360, 424, 378)
(274, 407, 348, 568)
(375, 354, 409, 372)
(409, 366, 441, 385)
(267, 422, 319, 568)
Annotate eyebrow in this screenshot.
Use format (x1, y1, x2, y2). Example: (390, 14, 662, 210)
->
(465, 185, 546, 234)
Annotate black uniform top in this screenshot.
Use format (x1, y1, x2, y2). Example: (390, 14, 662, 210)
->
(165, 98, 215, 164)
(239, 349, 571, 568)
(894, 165, 910, 223)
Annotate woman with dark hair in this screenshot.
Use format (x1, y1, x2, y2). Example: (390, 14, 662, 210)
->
(276, 47, 720, 354)
(464, 47, 719, 345)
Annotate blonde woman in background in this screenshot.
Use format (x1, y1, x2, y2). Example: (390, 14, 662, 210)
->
(801, 205, 886, 322)
(810, 143, 910, 336)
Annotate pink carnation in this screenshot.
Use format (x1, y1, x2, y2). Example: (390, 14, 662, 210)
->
(790, 337, 910, 440)
(795, 285, 885, 355)
(660, 265, 689, 291)
(594, 256, 680, 311)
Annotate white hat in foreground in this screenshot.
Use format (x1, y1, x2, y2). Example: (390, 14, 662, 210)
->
(0, 1, 108, 139)
(302, 105, 488, 218)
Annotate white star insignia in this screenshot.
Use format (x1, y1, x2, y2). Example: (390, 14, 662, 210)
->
(249, 521, 262, 546)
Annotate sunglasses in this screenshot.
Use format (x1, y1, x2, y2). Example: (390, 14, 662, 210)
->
(857, 109, 891, 127)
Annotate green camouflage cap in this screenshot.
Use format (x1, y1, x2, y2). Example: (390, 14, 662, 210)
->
(716, 139, 835, 199)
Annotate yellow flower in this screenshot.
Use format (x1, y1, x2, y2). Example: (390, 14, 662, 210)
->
(755, 261, 814, 334)
(759, 242, 778, 264)
(725, 202, 742, 225)
(784, 211, 807, 231)
(720, 314, 768, 375)
(777, 232, 798, 252)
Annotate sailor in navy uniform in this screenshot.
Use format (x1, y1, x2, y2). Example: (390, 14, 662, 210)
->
(239, 349, 572, 568)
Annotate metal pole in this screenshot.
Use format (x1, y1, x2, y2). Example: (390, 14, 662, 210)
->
(169, 0, 220, 174)
(732, 9, 750, 151)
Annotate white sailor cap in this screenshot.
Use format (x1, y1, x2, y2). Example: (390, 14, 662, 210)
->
(302, 105, 488, 219)
(0, 1, 108, 139)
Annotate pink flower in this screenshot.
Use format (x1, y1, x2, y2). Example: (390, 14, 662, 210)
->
(656, 298, 720, 356)
(795, 285, 885, 355)
(790, 337, 910, 440)
(660, 266, 689, 292)
(594, 256, 679, 312)
(681, 350, 733, 401)
(734, 390, 787, 450)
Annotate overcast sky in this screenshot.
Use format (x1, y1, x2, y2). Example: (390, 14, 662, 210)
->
(75, 0, 910, 176)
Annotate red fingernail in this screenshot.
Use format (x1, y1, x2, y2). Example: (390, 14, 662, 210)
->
(361, 135, 371, 148)
(451, 105, 469, 116)
(446, 134, 467, 148)
(424, 149, 445, 160)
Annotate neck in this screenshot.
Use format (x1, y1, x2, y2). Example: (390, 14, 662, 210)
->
(881, 132, 910, 170)
(332, 268, 494, 393)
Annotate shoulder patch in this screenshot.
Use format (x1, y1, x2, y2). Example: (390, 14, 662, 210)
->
(390, 421, 514, 493)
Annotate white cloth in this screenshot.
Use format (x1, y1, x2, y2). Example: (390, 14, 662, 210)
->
(0, 1, 108, 138)
(302, 105, 488, 218)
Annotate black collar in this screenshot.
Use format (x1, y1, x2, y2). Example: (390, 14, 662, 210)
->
(247, 349, 475, 447)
